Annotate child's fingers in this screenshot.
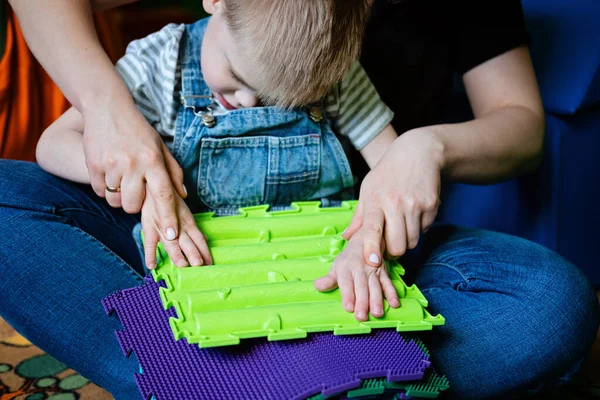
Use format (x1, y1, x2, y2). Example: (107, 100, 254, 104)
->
(368, 271, 384, 318)
(143, 228, 159, 270)
(336, 265, 355, 313)
(313, 269, 339, 292)
(160, 227, 188, 267)
(353, 270, 369, 321)
(178, 231, 203, 267)
(379, 267, 400, 308)
(187, 225, 213, 266)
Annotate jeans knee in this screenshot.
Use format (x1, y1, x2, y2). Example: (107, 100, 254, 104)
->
(526, 249, 600, 380)
(537, 247, 599, 326)
(414, 227, 599, 399)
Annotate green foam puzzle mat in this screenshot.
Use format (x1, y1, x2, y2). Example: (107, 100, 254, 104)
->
(346, 370, 450, 398)
(307, 368, 449, 399)
(149, 201, 445, 348)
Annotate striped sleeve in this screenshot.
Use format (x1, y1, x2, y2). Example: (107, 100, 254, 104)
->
(115, 23, 185, 139)
(324, 61, 394, 151)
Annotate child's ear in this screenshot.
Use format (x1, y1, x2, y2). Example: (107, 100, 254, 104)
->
(202, 0, 221, 15)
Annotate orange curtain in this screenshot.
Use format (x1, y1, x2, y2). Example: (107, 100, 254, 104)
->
(0, 7, 124, 162)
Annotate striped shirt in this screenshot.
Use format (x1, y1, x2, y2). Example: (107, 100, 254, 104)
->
(115, 23, 394, 151)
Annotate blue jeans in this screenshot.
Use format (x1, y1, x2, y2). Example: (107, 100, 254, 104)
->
(0, 160, 598, 399)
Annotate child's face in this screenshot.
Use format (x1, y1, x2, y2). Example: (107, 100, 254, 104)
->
(201, 0, 262, 109)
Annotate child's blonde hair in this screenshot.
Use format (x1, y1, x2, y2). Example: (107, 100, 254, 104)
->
(223, 0, 372, 108)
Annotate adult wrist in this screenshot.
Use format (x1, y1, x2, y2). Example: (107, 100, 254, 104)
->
(79, 69, 135, 117)
(399, 128, 447, 172)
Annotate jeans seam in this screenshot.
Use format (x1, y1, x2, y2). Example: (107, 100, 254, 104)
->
(0, 199, 56, 214)
(422, 261, 471, 283)
(71, 223, 143, 283)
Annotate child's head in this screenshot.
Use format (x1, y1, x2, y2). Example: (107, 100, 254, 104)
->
(201, 0, 372, 109)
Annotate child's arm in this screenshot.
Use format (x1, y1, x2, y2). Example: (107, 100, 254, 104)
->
(358, 124, 398, 168)
(36, 106, 90, 184)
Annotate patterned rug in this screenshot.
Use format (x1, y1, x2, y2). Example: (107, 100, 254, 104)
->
(0, 319, 110, 400)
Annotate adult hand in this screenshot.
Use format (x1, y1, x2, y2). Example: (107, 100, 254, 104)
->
(141, 185, 212, 270)
(314, 229, 400, 321)
(11, 0, 190, 245)
(82, 98, 188, 242)
(343, 129, 444, 266)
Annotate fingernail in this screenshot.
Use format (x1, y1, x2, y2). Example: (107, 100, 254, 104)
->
(373, 308, 382, 316)
(357, 311, 367, 320)
(342, 228, 347, 235)
(166, 228, 176, 241)
(176, 259, 188, 267)
(369, 253, 380, 264)
(183, 185, 188, 197)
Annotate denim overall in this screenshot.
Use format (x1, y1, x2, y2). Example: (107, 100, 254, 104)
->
(172, 18, 355, 215)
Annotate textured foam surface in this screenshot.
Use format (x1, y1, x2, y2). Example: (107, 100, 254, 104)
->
(346, 369, 449, 399)
(306, 369, 448, 399)
(150, 201, 445, 348)
(103, 276, 432, 400)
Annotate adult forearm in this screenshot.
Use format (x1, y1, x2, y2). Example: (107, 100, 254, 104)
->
(423, 105, 545, 185)
(8, 0, 135, 113)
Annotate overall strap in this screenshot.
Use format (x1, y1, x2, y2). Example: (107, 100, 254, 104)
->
(179, 18, 213, 112)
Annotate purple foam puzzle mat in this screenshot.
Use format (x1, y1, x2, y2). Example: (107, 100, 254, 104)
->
(103, 276, 432, 400)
